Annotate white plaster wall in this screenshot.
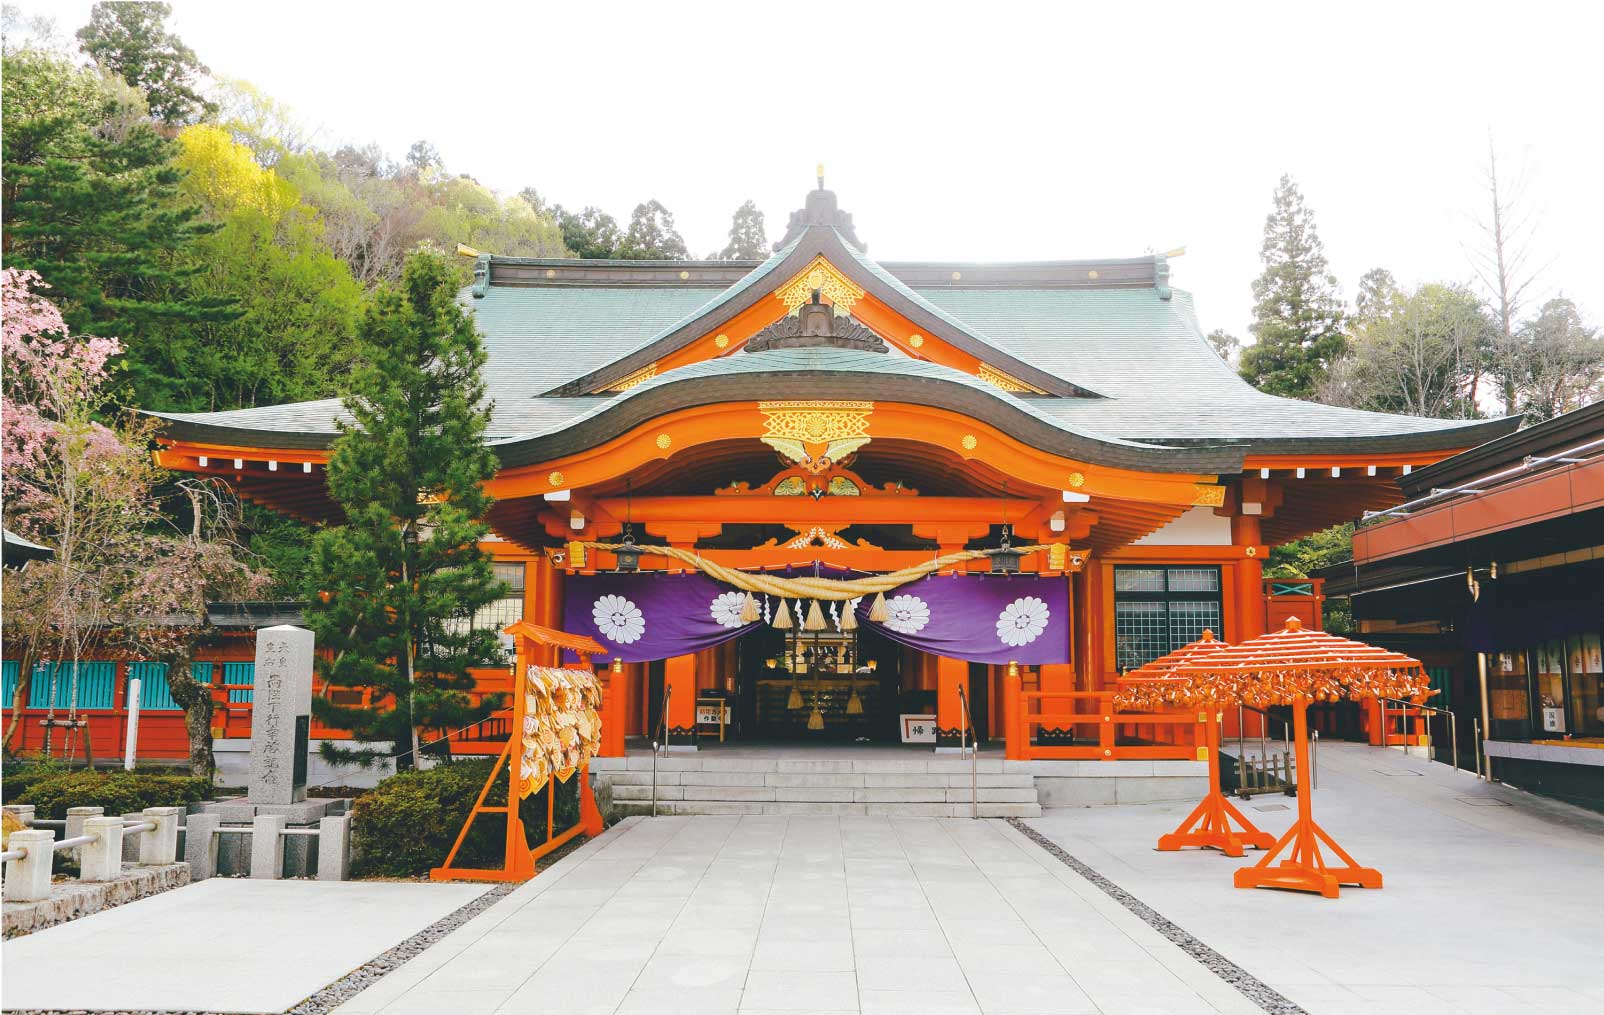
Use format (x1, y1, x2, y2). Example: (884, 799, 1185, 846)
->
(1131, 505, 1233, 546)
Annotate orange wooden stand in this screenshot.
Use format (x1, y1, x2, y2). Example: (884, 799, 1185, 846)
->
(430, 622, 608, 883)
(1232, 700, 1380, 898)
(1157, 714, 1273, 857)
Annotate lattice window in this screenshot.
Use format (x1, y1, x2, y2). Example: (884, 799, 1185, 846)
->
(1113, 565, 1224, 671)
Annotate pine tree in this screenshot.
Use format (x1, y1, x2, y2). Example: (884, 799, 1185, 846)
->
(1239, 175, 1347, 400)
(76, 1, 215, 124)
(719, 199, 768, 259)
(303, 250, 505, 768)
(616, 199, 688, 259)
(2, 47, 237, 410)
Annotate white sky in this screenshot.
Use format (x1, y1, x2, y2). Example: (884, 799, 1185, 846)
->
(17, 0, 1604, 340)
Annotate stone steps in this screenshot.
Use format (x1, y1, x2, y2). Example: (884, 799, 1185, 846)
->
(592, 755, 1042, 818)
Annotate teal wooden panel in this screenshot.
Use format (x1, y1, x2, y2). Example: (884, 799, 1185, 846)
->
(27, 661, 116, 709)
(2, 660, 18, 704)
(128, 662, 180, 711)
(1427, 666, 1453, 709)
(223, 661, 254, 703)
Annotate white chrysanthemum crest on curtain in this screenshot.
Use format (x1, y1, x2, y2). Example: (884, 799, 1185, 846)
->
(709, 590, 747, 628)
(883, 594, 930, 635)
(996, 596, 1050, 647)
(593, 594, 645, 644)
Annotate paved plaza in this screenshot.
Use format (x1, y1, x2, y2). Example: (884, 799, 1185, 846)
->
(0, 879, 488, 1013)
(1029, 742, 1604, 1014)
(332, 815, 1258, 1015)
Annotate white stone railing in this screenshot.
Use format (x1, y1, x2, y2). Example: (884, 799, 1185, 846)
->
(2, 804, 353, 898)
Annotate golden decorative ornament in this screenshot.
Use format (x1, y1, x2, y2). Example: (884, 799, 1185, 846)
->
(714, 333, 730, 349)
(548, 471, 564, 487)
(961, 434, 978, 451)
(977, 363, 1043, 394)
(655, 433, 672, 450)
(774, 255, 865, 312)
(545, 268, 556, 278)
(909, 333, 925, 348)
(1068, 471, 1086, 488)
(951, 271, 962, 281)
(1088, 269, 1099, 280)
(608, 363, 658, 393)
(679, 270, 690, 280)
(1245, 545, 1258, 557)
(1192, 484, 1227, 507)
(759, 400, 873, 445)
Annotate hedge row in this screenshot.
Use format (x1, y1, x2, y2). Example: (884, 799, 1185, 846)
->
(3, 765, 212, 819)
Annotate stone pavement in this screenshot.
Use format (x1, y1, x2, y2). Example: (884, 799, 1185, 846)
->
(1028, 741, 1604, 1015)
(0, 878, 488, 1013)
(334, 815, 1261, 1015)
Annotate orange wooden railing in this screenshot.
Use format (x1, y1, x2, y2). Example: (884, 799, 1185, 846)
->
(1002, 687, 1206, 762)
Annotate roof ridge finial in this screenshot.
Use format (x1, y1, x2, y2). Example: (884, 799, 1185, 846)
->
(816, 163, 824, 190)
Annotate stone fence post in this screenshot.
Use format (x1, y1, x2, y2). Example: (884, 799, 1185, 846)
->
(3, 829, 55, 902)
(65, 805, 103, 861)
(251, 814, 286, 879)
(316, 814, 351, 881)
(80, 817, 125, 882)
(184, 812, 220, 881)
(138, 807, 181, 865)
(3, 804, 36, 826)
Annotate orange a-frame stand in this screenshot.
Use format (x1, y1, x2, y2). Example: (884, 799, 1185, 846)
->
(1157, 713, 1274, 857)
(430, 621, 607, 883)
(1232, 698, 1380, 898)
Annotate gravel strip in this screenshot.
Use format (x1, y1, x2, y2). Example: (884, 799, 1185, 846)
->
(1007, 818, 1308, 1015)
(5, 882, 517, 1015)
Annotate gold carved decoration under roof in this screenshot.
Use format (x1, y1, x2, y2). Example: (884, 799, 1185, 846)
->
(759, 400, 872, 444)
(961, 434, 978, 451)
(774, 255, 866, 313)
(977, 363, 1044, 394)
(655, 433, 672, 450)
(608, 363, 658, 393)
(785, 526, 850, 550)
(1192, 484, 1227, 507)
(1068, 471, 1086, 488)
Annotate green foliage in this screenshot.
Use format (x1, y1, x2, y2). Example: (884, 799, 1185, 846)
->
(553, 205, 623, 259)
(349, 759, 578, 878)
(76, 2, 213, 124)
(9, 767, 211, 819)
(1239, 175, 1347, 400)
(303, 251, 505, 766)
(719, 199, 768, 259)
(1267, 524, 1354, 634)
(1206, 328, 1240, 365)
(1513, 298, 1604, 421)
(616, 199, 688, 260)
(1, 45, 238, 411)
(1325, 282, 1494, 419)
(419, 176, 566, 261)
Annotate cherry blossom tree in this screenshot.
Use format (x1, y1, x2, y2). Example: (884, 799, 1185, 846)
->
(2, 269, 264, 773)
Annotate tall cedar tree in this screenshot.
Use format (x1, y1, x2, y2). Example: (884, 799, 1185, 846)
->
(76, 2, 215, 124)
(616, 199, 688, 259)
(304, 251, 504, 768)
(1239, 175, 1346, 400)
(1, 47, 237, 410)
(720, 200, 768, 259)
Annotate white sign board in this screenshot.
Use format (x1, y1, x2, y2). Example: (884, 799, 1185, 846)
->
(696, 705, 730, 725)
(1541, 707, 1566, 733)
(900, 713, 937, 744)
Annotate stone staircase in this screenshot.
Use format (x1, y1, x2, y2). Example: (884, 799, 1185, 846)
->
(591, 755, 1042, 819)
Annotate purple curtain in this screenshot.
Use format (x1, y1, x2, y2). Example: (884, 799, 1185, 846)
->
(563, 569, 1069, 666)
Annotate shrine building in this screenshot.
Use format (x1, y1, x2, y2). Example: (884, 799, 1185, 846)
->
(144, 178, 1518, 758)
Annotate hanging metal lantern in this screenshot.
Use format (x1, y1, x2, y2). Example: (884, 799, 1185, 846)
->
(614, 525, 641, 572)
(990, 524, 1023, 575)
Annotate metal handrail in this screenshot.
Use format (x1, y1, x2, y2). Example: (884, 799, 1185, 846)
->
(956, 685, 977, 819)
(650, 683, 672, 818)
(1377, 695, 1459, 773)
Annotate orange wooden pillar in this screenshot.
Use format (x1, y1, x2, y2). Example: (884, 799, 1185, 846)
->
(663, 653, 697, 748)
(597, 660, 629, 757)
(1002, 664, 1025, 759)
(936, 655, 969, 748)
(1157, 711, 1273, 856)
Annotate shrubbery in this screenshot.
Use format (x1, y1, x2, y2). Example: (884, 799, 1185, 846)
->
(349, 758, 579, 878)
(4, 766, 211, 819)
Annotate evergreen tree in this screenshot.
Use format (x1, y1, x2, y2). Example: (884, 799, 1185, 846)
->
(303, 251, 505, 767)
(553, 205, 622, 259)
(719, 199, 768, 259)
(616, 199, 688, 259)
(76, 1, 215, 124)
(1205, 328, 1240, 365)
(1, 46, 238, 410)
(1239, 175, 1347, 400)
